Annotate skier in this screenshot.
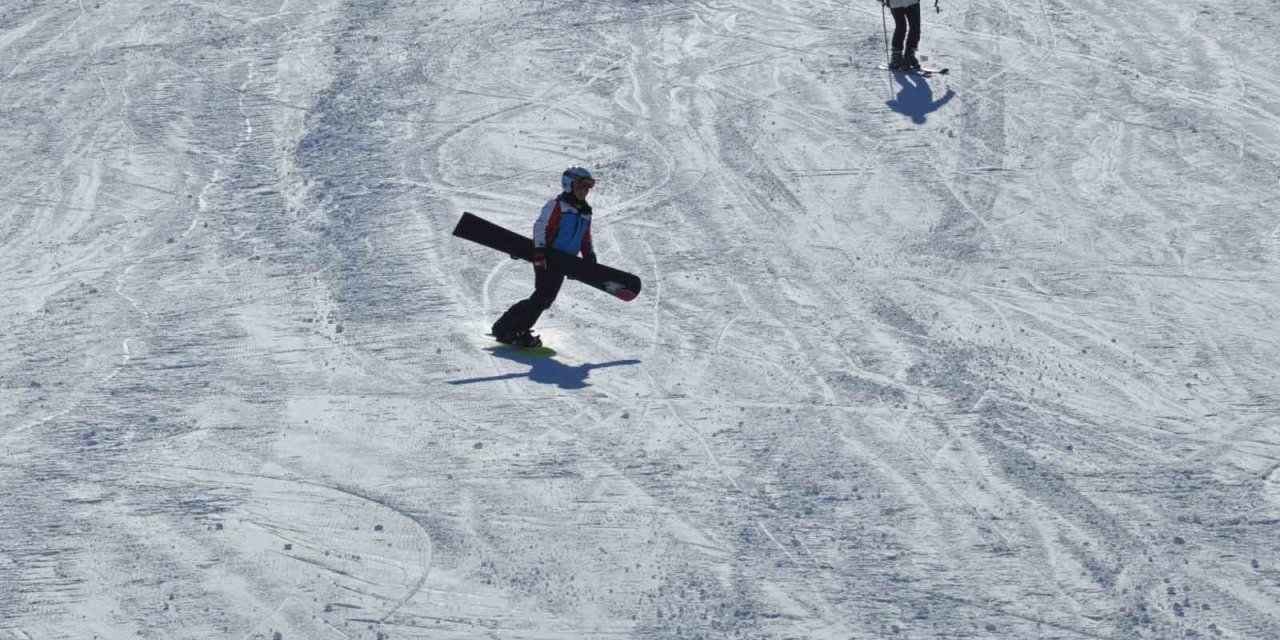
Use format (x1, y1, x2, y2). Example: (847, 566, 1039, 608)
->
(490, 166, 597, 348)
(883, 0, 923, 71)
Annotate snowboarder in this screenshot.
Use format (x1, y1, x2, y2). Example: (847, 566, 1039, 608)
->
(490, 167, 598, 348)
(883, 0, 924, 71)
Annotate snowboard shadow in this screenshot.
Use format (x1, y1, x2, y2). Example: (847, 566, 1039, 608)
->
(447, 349, 642, 390)
(886, 72, 955, 124)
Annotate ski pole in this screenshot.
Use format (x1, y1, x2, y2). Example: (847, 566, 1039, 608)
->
(880, 0, 891, 67)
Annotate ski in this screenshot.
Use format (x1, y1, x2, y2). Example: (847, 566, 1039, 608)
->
(452, 212, 642, 302)
(877, 65, 949, 77)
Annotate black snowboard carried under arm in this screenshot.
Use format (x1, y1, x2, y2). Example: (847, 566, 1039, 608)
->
(452, 212, 642, 302)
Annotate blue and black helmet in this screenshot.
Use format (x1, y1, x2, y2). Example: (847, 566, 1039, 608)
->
(561, 166, 595, 192)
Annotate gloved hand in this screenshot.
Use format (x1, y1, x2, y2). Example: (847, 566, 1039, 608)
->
(532, 249, 548, 270)
(581, 251, 597, 266)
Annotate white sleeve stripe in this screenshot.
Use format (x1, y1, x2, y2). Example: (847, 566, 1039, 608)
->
(532, 200, 556, 248)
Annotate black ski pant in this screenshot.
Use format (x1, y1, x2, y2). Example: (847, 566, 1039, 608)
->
(891, 4, 921, 53)
(492, 266, 564, 337)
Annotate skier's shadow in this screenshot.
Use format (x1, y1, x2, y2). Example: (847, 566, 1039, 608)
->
(447, 348, 641, 390)
(886, 72, 955, 124)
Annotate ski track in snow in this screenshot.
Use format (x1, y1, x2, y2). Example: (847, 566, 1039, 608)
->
(2, 0, 1279, 637)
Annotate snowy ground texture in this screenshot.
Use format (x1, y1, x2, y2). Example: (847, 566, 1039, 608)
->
(3, 0, 1280, 638)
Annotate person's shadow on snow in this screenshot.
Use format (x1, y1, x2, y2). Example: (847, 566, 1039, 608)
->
(447, 348, 641, 390)
(886, 72, 954, 124)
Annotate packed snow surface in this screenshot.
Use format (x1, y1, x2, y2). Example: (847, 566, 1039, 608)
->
(3, 0, 1279, 638)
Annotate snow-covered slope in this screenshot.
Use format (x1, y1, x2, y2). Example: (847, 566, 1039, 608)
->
(3, 0, 1278, 637)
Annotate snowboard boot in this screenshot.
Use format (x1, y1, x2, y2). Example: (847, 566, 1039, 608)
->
(888, 50, 905, 70)
(498, 329, 542, 348)
(491, 314, 520, 344)
(903, 48, 921, 70)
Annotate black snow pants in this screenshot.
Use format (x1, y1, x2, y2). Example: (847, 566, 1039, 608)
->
(891, 3, 921, 53)
(492, 266, 564, 337)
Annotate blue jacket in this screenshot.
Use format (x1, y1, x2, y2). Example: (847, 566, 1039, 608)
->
(533, 194, 594, 256)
